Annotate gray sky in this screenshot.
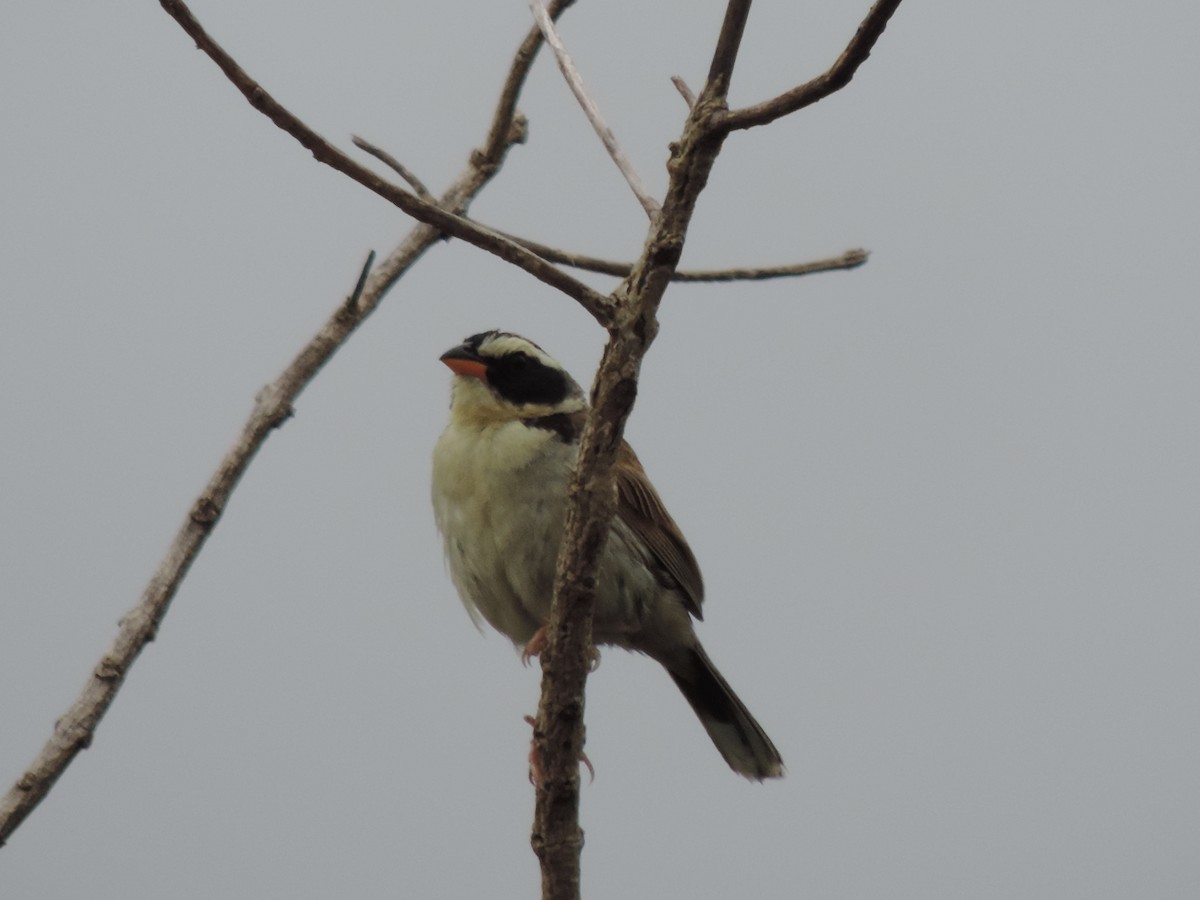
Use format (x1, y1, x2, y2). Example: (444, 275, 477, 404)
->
(2, 1, 1198, 897)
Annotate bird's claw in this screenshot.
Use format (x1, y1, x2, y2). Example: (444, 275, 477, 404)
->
(521, 628, 548, 666)
(522, 627, 601, 672)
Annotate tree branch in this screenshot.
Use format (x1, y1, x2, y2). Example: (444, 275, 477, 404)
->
(529, 0, 660, 219)
(507, 237, 869, 282)
(353, 136, 435, 202)
(483, 0, 577, 162)
(669, 248, 868, 281)
(717, 0, 904, 132)
(705, 0, 754, 96)
(531, 6, 757, 897)
(156, 0, 613, 327)
(671, 76, 697, 109)
(351, 134, 867, 282)
(530, 2, 899, 897)
(0, 1, 570, 849)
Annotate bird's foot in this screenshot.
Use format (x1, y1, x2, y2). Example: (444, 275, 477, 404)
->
(520, 627, 548, 667)
(522, 627, 601, 672)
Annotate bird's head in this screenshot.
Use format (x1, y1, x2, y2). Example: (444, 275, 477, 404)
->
(440, 331, 586, 426)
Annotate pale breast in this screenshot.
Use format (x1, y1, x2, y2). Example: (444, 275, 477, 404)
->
(432, 419, 575, 644)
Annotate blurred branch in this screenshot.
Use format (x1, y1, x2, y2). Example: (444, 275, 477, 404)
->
(0, 0, 574, 849)
(156, 0, 613, 327)
(718, 0, 904, 132)
(529, 0, 660, 219)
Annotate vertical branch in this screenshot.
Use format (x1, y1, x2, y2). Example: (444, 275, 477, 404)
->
(530, 1, 903, 895)
(529, 7, 750, 898)
(705, 0, 754, 93)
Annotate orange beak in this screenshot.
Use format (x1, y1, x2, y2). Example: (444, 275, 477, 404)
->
(440, 345, 488, 381)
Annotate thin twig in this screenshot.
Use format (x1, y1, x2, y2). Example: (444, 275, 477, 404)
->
(670, 76, 696, 109)
(671, 248, 868, 281)
(341, 134, 867, 281)
(483, 2, 574, 162)
(351, 250, 375, 301)
(717, 0, 904, 132)
(339, 250, 377, 318)
(157, 0, 613, 327)
(352, 136, 435, 202)
(346, 131, 867, 282)
(528, 0, 660, 220)
(0, 0, 575, 849)
(506, 234, 869, 282)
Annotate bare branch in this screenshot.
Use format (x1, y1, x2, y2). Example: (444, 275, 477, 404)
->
(352, 136, 435, 202)
(504, 233, 869, 282)
(671, 76, 696, 109)
(528, 0, 660, 220)
(0, 1, 570, 849)
(157, 0, 613, 327)
(341, 250, 377, 319)
(338, 126, 865, 283)
(531, 21, 749, 895)
(704, 0, 754, 96)
(531, 3, 899, 896)
(671, 247, 868, 281)
(483, 0, 574, 161)
(344, 133, 867, 284)
(718, 0, 905, 132)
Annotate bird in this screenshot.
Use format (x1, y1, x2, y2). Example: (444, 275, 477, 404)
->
(431, 330, 784, 780)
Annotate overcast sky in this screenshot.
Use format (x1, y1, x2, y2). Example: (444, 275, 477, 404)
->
(2, 1, 1198, 897)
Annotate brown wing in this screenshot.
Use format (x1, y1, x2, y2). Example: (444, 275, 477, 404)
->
(614, 441, 705, 619)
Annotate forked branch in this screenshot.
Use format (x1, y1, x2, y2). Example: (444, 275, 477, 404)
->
(0, 0, 574, 849)
(530, 2, 902, 899)
(718, 0, 904, 131)
(156, 0, 613, 326)
(351, 134, 865, 282)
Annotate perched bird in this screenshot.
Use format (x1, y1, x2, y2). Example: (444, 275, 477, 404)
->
(431, 330, 784, 780)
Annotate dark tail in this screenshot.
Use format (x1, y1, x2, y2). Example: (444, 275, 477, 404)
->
(666, 644, 784, 780)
